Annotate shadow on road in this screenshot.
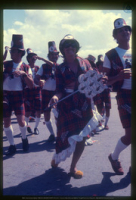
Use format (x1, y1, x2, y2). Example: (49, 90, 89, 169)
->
(3, 139, 55, 160)
(3, 169, 131, 197)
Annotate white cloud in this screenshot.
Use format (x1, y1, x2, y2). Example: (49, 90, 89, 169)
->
(3, 10, 132, 65)
(14, 21, 24, 26)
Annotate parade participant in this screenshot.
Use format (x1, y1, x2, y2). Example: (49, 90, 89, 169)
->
(35, 41, 59, 142)
(49, 34, 99, 179)
(96, 54, 113, 92)
(3, 34, 33, 155)
(3, 46, 9, 61)
(86, 55, 104, 132)
(24, 48, 42, 135)
(103, 18, 132, 174)
(96, 55, 104, 70)
(95, 54, 111, 130)
(86, 54, 97, 70)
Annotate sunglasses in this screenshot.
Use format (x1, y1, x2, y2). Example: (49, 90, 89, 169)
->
(63, 42, 77, 48)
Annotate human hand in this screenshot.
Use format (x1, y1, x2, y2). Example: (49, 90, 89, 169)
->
(117, 69, 132, 80)
(5, 46, 9, 51)
(48, 95, 59, 109)
(39, 80, 45, 87)
(13, 70, 26, 77)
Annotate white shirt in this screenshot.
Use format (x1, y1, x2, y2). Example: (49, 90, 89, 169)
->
(103, 47, 132, 90)
(36, 65, 56, 91)
(29, 67, 39, 87)
(3, 61, 32, 91)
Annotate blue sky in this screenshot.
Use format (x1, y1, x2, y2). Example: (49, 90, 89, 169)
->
(3, 10, 132, 66)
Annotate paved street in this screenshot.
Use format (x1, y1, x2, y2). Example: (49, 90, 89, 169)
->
(2, 92, 132, 198)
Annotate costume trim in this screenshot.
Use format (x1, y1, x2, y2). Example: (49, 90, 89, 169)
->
(52, 109, 103, 164)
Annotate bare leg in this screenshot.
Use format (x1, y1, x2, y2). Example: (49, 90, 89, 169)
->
(70, 137, 86, 173)
(44, 111, 51, 122)
(105, 107, 110, 117)
(17, 115, 26, 127)
(36, 110, 41, 118)
(25, 111, 31, 118)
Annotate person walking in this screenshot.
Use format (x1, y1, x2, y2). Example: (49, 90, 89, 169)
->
(35, 41, 59, 142)
(49, 34, 100, 178)
(103, 18, 132, 175)
(86, 54, 105, 132)
(3, 46, 9, 61)
(24, 48, 42, 135)
(96, 54, 111, 130)
(3, 34, 33, 155)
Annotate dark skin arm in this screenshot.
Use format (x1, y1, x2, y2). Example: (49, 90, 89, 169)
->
(102, 67, 132, 86)
(35, 56, 54, 67)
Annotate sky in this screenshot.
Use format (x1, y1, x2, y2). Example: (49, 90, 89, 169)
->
(3, 9, 132, 66)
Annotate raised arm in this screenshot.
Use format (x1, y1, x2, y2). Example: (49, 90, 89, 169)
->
(35, 56, 54, 67)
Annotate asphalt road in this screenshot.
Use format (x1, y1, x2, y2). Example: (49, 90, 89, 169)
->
(2, 92, 133, 199)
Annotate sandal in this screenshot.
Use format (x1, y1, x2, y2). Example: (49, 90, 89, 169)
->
(51, 160, 58, 168)
(69, 170, 83, 179)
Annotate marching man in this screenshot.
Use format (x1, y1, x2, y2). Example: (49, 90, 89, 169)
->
(35, 41, 59, 142)
(24, 48, 42, 135)
(103, 18, 132, 175)
(3, 34, 33, 155)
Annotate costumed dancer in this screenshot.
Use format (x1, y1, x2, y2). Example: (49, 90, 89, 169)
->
(3, 34, 33, 155)
(49, 34, 102, 179)
(35, 41, 59, 142)
(24, 48, 42, 135)
(103, 18, 132, 175)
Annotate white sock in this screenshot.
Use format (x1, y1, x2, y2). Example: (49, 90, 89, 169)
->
(34, 117, 40, 128)
(4, 125, 14, 145)
(45, 120, 55, 136)
(111, 138, 128, 160)
(25, 117, 29, 126)
(105, 117, 109, 126)
(19, 122, 27, 139)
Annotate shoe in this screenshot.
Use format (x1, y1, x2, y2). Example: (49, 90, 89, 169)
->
(69, 170, 83, 179)
(34, 128, 39, 135)
(51, 160, 58, 168)
(105, 125, 109, 130)
(85, 137, 93, 146)
(29, 117, 35, 122)
(5, 145, 16, 156)
(27, 126, 33, 134)
(47, 135, 56, 142)
(96, 125, 104, 132)
(22, 137, 29, 152)
(108, 154, 124, 175)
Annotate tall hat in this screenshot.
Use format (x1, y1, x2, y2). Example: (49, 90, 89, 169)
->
(26, 48, 37, 57)
(59, 34, 80, 55)
(10, 34, 25, 56)
(113, 18, 131, 31)
(11, 34, 25, 51)
(86, 55, 96, 62)
(48, 41, 59, 54)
